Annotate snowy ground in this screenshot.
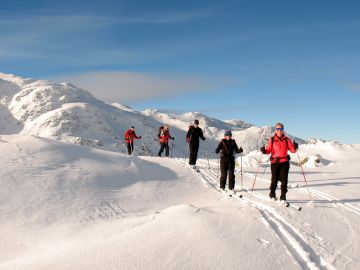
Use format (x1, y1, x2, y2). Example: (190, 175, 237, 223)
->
(1, 134, 359, 270)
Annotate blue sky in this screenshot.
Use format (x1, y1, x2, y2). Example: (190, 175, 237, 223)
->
(1, 0, 359, 143)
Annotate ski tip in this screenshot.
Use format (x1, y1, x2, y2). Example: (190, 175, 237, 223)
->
(306, 201, 315, 207)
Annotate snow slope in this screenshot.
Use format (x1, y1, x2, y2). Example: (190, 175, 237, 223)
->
(0, 135, 301, 269)
(1, 134, 360, 270)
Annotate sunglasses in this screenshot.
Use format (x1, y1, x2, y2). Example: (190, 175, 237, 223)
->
(275, 128, 284, 131)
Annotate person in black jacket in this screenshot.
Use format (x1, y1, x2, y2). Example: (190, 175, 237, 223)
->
(215, 130, 243, 191)
(186, 119, 205, 166)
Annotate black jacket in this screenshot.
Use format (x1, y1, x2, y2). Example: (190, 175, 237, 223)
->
(215, 139, 242, 158)
(186, 126, 205, 144)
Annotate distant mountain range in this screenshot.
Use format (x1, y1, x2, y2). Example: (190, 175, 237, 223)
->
(0, 72, 305, 157)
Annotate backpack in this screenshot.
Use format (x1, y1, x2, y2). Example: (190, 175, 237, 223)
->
(124, 129, 131, 140)
(158, 126, 164, 138)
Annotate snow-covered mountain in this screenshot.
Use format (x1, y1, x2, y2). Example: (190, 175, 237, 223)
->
(0, 72, 305, 157)
(0, 73, 167, 155)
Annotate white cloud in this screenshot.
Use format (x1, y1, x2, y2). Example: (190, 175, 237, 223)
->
(0, 8, 217, 31)
(0, 14, 113, 32)
(52, 71, 222, 102)
(350, 84, 360, 91)
(114, 8, 219, 24)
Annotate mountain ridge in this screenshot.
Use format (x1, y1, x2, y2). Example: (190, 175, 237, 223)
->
(1, 72, 305, 155)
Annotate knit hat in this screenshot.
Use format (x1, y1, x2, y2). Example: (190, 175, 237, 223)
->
(224, 130, 232, 137)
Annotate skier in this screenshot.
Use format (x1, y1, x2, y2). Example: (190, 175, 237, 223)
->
(124, 126, 142, 155)
(186, 119, 205, 166)
(215, 130, 243, 191)
(157, 125, 175, 157)
(260, 122, 298, 201)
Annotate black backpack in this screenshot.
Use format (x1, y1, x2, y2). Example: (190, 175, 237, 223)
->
(158, 126, 164, 138)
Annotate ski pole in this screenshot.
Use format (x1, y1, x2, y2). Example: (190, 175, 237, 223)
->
(170, 142, 174, 158)
(217, 153, 220, 179)
(205, 144, 210, 169)
(187, 142, 190, 164)
(140, 138, 149, 156)
(250, 153, 263, 201)
(240, 153, 243, 191)
(260, 157, 270, 179)
(256, 141, 269, 180)
(296, 151, 312, 201)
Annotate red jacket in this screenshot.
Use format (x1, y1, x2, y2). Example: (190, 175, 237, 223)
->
(159, 129, 173, 143)
(124, 129, 140, 143)
(265, 134, 296, 163)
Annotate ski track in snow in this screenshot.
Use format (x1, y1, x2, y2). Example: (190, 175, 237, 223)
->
(200, 159, 360, 269)
(177, 158, 334, 270)
(242, 171, 360, 217)
(200, 158, 360, 269)
(199, 157, 360, 218)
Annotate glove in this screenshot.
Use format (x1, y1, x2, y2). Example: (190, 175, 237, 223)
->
(171, 137, 175, 140)
(139, 136, 142, 139)
(202, 137, 206, 141)
(238, 147, 243, 153)
(293, 142, 298, 150)
(260, 146, 266, 154)
(215, 150, 220, 154)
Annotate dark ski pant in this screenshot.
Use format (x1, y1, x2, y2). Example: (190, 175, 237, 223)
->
(220, 156, 236, 190)
(126, 142, 134, 155)
(158, 143, 169, 157)
(270, 161, 290, 197)
(188, 143, 199, 165)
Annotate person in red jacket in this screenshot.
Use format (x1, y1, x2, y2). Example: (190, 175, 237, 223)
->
(260, 122, 298, 201)
(157, 125, 174, 157)
(124, 126, 141, 155)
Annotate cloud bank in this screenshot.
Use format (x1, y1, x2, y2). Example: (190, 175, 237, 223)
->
(53, 71, 222, 102)
(350, 84, 360, 92)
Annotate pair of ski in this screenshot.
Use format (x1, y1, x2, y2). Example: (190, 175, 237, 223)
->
(265, 196, 302, 211)
(220, 189, 243, 199)
(270, 197, 290, 208)
(190, 165, 200, 173)
(223, 188, 302, 211)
